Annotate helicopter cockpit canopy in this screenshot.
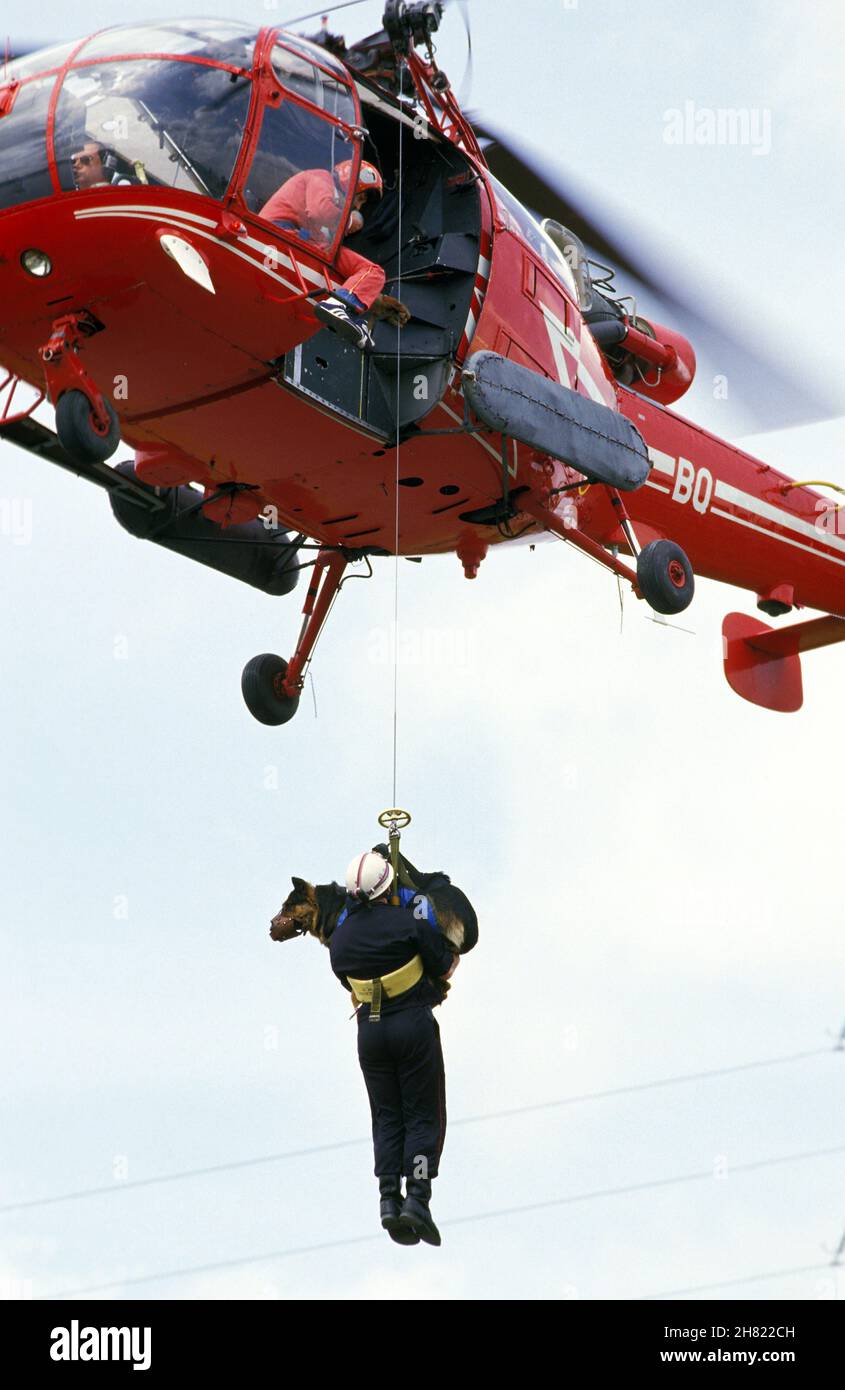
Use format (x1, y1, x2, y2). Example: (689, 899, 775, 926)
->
(0, 19, 362, 259)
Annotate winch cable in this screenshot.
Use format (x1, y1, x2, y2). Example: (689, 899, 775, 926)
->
(391, 105, 405, 807)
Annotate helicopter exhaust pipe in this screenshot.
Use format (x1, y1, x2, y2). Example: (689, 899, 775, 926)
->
(109, 462, 301, 597)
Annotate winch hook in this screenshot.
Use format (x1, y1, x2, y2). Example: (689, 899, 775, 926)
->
(377, 808, 412, 906)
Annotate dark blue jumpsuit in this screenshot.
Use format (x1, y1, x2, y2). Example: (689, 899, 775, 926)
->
(329, 894, 456, 1179)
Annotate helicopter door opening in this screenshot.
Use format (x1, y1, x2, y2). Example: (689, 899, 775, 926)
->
(276, 89, 482, 438)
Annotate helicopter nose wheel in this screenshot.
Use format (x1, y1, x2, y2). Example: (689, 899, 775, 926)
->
(241, 654, 301, 725)
(40, 313, 121, 465)
(55, 390, 120, 465)
(636, 539, 695, 614)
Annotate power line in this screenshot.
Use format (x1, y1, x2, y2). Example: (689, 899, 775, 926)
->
(3, 1046, 832, 1216)
(451, 1047, 832, 1127)
(46, 1141, 845, 1299)
(648, 1261, 840, 1300)
(0, 1138, 366, 1216)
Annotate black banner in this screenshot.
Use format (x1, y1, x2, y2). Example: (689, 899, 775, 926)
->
(2, 1298, 839, 1373)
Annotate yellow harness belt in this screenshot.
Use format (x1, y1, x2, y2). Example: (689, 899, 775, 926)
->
(348, 954, 423, 1021)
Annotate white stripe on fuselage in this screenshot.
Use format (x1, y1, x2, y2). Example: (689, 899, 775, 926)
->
(645, 447, 845, 564)
(647, 447, 676, 477)
(710, 505, 845, 570)
(438, 398, 520, 478)
(714, 478, 845, 555)
(73, 204, 333, 291)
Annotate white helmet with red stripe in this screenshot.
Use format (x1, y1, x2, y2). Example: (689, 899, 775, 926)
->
(345, 850, 394, 900)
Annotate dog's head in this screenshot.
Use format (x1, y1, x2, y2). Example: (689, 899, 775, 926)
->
(270, 877, 320, 943)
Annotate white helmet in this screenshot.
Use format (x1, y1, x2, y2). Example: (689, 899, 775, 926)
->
(345, 850, 394, 900)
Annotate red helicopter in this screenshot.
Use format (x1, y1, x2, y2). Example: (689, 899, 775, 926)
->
(2, 2, 844, 719)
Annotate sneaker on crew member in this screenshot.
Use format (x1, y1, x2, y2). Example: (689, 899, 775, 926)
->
(312, 284, 375, 351)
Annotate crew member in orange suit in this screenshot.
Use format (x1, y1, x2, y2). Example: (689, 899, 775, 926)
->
(260, 159, 387, 350)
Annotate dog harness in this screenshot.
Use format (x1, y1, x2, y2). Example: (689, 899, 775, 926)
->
(347, 954, 424, 1022)
(336, 887, 436, 930)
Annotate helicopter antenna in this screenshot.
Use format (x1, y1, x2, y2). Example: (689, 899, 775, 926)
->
(280, 0, 371, 28)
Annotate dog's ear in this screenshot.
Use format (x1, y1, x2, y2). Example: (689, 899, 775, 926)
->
(291, 875, 306, 890)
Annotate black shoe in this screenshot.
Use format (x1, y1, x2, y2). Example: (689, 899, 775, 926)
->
(313, 295, 374, 350)
(379, 1175, 419, 1246)
(398, 1177, 441, 1247)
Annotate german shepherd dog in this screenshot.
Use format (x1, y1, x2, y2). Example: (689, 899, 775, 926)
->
(270, 848, 478, 954)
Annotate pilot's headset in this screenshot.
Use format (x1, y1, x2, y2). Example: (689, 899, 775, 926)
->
(99, 147, 130, 184)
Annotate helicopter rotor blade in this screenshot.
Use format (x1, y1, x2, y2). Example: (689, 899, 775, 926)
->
(470, 117, 841, 431)
(453, 0, 473, 105)
(470, 116, 647, 282)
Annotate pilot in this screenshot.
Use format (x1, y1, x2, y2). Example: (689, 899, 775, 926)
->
(71, 142, 133, 190)
(329, 849, 460, 1246)
(259, 159, 390, 351)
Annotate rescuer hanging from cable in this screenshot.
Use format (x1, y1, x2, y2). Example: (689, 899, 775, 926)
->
(329, 849, 460, 1247)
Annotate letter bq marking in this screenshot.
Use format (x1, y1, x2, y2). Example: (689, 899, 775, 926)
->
(672, 457, 712, 514)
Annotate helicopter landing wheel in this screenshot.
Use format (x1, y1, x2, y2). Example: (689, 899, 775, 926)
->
(55, 389, 120, 465)
(636, 539, 695, 614)
(241, 653, 300, 726)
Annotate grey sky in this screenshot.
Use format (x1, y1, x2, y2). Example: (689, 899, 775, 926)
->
(1, 0, 844, 1301)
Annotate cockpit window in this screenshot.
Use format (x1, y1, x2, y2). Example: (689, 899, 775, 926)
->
(272, 32, 351, 82)
(0, 76, 55, 209)
(246, 94, 358, 255)
(489, 174, 579, 302)
(271, 42, 355, 126)
(54, 61, 251, 198)
(75, 21, 257, 68)
(3, 42, 78, 81)
(0, 25, 359, 219)
(541, 219, 593, 311)
(241, 36, 358, 253)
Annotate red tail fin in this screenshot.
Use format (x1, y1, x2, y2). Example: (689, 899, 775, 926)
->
(722, 612, 845, 712)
